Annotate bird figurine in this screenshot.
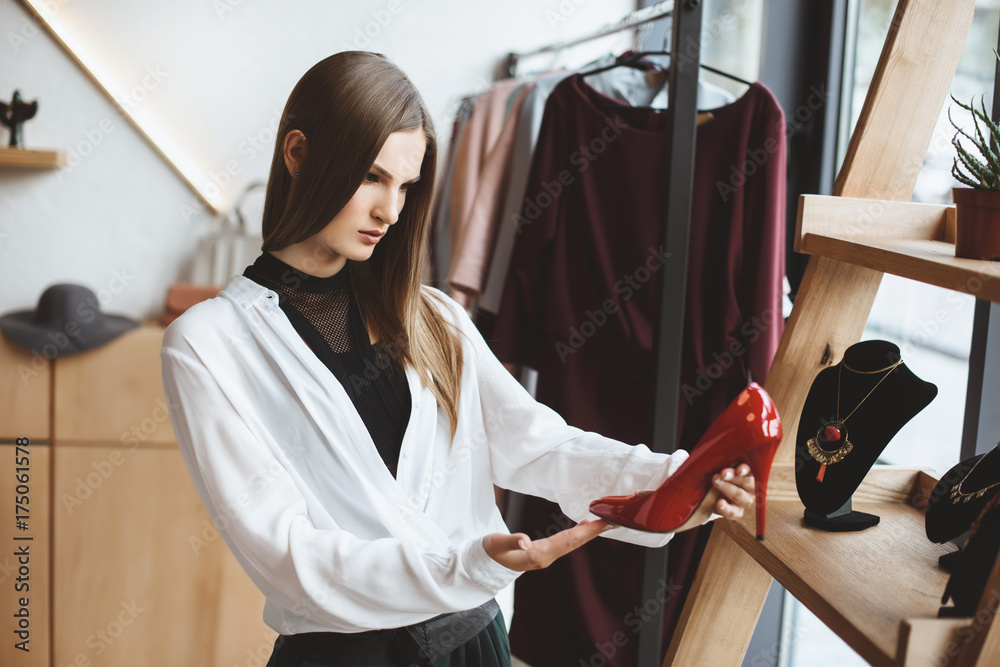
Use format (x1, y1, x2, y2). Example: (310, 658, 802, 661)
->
(0, 90, 39, 148)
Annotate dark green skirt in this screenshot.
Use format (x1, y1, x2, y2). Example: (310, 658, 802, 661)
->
(265, 611, 511, 667)
(433, 610, 510, 667)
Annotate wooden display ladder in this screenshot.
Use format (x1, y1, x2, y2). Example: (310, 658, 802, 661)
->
(663, 1, 1000, 665)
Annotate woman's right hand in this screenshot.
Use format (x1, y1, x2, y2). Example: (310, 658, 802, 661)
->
(482, 519, 614, 571)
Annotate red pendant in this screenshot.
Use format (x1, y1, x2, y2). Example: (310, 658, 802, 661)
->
(816, 463, 827, 483)
(824, 425, 842, 442)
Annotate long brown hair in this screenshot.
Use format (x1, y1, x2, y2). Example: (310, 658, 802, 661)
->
(261, 51, 464, 439)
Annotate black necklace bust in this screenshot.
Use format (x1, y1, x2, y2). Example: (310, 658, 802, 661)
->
(795, 340, 937, 525)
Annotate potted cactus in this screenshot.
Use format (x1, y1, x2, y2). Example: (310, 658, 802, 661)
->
(950, 52, 1000, 260)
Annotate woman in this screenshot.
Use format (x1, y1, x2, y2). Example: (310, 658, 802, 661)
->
(160, 51, 757, 667)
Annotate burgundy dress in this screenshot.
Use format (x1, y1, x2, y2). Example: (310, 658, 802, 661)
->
(489, 73, 786, 667)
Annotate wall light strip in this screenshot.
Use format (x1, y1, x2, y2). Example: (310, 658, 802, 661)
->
(19, 0, 221, 214)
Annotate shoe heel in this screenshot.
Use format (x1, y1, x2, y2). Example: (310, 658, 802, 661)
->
(744, 441, 778, 540)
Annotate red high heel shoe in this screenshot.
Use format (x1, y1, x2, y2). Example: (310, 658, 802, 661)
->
(589, 382, 782, 540)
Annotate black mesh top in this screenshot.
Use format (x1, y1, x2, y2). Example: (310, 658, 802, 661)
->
(242, 251, 411, 478)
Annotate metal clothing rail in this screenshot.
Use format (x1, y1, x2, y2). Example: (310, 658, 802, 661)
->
(501, 2, 705, 665)
(642, 3, 703, 664)
(503, 0, 675, 77)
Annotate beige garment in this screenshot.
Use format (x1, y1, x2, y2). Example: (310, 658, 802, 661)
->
(445, 78, 525, 307)
(448, 83, 532, 307)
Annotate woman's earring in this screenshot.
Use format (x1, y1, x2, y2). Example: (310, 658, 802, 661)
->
(293, 169, 301, 177)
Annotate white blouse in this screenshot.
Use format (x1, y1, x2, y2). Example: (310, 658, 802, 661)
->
(159, 274, 688, 636)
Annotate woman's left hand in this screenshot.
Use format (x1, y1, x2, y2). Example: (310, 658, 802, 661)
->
(711, 463, 756, 520)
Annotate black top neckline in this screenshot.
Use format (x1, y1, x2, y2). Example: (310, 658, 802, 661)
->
(245, 251, 349, 294)
(241, 249, 413, 482)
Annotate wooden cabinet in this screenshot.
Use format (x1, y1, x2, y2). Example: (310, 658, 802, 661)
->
(0, 334, 51, 442)
(54, 325, 176, 446)
(52, 443, 272, 667)
(1, 323, 273, 666)
(0, 442, 51, 667)
(0, 321, 52, 666)
(51, 324, 274, 667)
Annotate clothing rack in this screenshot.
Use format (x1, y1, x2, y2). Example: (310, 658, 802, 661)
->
(503, 1, 676, 78)
(504, 2, 706, 665)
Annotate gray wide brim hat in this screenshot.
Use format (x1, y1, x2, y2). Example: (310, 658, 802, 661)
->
(0, 283, 139, 357)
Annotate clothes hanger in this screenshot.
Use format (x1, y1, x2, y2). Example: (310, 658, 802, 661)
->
(577, 51, 750, 122)
(700, 63, 753, 87)
(577, 50, 668, 79)
(578, 18, 753, 89)
(575, 19, 666, 76)
(575, 18, 753, 122)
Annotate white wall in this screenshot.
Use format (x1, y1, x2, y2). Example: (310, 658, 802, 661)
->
(0, 0, 634, 323)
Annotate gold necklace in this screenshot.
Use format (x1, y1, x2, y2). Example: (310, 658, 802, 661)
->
(950, 447, 1000, 504)
(842, 360, 901, 374)
(807, 358, 903, 482)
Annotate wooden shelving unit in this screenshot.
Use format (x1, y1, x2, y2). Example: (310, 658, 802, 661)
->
(663, 1, 1000, 665)
(0, 145, 65, 168)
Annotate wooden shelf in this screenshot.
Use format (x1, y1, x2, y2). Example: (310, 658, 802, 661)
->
(723, 465, 969, 667)
(0, 145, 66, 168)
(796, 194, 1000, 303)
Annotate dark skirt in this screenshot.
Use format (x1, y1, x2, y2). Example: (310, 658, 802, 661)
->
(264, 611, 511, 667)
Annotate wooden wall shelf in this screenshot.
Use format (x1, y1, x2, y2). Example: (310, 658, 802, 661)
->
(0, 145, 66, 168)
(796, 195, 1000, 303)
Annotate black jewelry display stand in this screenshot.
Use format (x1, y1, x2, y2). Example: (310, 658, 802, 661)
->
(925, 447, 1000, 570)
(803, 497, 880, 532)
(938, 531, 970, 572)
(796, 340, 937, 531)
(925, 454, 986, 541)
